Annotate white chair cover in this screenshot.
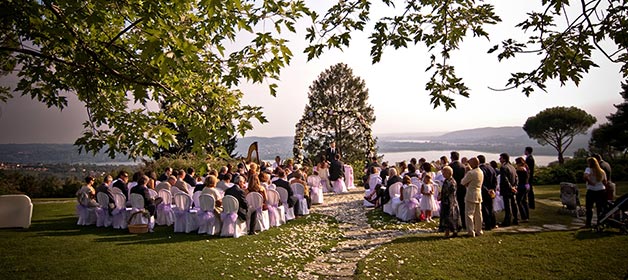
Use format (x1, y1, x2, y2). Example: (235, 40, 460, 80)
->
(197, 194, 221, 235)
(0, 195, 32, 229)
(220, 195, 247, 238)
(76, 192, 96, 226)
(170, 187, 181, 195)
(246, 192, 270, 232)
(396, 185, 419, 222)
(291, 183, 309, 216)
(192, 191, 202, 209)
(331, 179, 348, 194)
(266, 184, 276, 190)
(110, 187, 123, 196)
(173, 193, 198, 233)
(265, 189, 285, 226)
(148, 188, 158, 199)
(383, 182, 403, 216)
(275, 187, 295, 220)
(111, 193, 128, 229)
(129, 193, 154, 231)
(95, 192, 112, 227)
(307, 176, 324, 205)
(344, 164, 356, 189)
(410, 177, 423, 201)
(156, 189, 175, 226)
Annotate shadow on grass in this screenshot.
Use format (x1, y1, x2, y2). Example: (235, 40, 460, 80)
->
(389, 234, 445, 244)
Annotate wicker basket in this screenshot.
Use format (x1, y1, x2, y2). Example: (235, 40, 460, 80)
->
(127, 211, 149, 234)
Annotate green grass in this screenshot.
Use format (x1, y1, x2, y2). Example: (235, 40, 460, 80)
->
(357, 182, 628, 279)
(0, 202, 342, 279)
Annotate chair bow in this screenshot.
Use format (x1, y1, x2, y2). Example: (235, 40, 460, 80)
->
(408, 198, 419, 209)
(267, 204, 279, 226)
(174, 208, 187, 219)
(157, 203, 172, 212)
(295, 194, 304, 200)
(220, 212, 238, 235)
(197, 210, 215, 225)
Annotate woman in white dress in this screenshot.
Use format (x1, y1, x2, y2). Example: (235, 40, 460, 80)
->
(317, 160, 332, 192)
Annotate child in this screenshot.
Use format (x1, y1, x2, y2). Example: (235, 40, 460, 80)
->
(420, 174, 438, 222)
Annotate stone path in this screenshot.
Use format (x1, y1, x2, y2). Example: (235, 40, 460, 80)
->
(297, 190, 590, 279)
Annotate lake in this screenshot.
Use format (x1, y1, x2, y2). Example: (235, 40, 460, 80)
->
(381, 150, 558, 167)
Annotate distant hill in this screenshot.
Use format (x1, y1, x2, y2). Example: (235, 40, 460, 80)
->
(0, 126, 592, 164)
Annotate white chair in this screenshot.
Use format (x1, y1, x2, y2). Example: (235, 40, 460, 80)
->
(170, 187, 181, 195)
(410, 176, 423, 201)
(111, 193, 128, 229)
(276, 187, 295, 221)
(331, 179, 348, 194)
(95, 192, 112, 227)
(220, 195, 247, 238)
(383, 182, 402, 216)
(266, 184, 276, 190)
(266, 189, 285, 226)
(291, 183, 309, 216)
(197, 194, 221, 235)
(76, 193, 96, 226)
(156, 189, 175, 226)
(307, 176, 324, 205)
(192, 191, 202, 209)
(246, 192, 270, 232)
(0, 195, 32, 229)
(148, 188, 158, 199)
(129, 193, 155, 231)
(173, 193, 198, 233)
(396, 185, 419, 222)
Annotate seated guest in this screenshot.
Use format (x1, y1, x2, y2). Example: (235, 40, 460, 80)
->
(202, 175, 223, 212)
(130, 175, 158, 216)
(157, 167, 173, 182)
(217, 173, 234, 192)
(273, 168, 296, 208)
(259, 171, 273, 188)
(76, 176, 99, 208)
(247, 176, 268, 210)
(174, 169, 192, 195)
(95, 175, 115, 213)
(112, 171, 129, 200)
(290, 171, 311, 209)
(380, 168, 402, 205)
(364, 166, 382, 206)
(225, 175, 256, 235)
(184, 167, 197, 188)
(155, 176, 176, 192)
(193, 175, 206, 193)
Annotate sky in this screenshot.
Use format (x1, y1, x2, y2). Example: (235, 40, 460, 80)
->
(0, 1, 624, 144)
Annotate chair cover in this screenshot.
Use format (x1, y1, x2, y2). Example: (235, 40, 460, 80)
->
(192, 191, 202, 209)
(76, 192, 96, 226)
(292, 183, 309, 216)
(156, 189, 175, 226)
(148, 189, 158, 199)
(396, 185, 419, 221)
(364, 189, 376, 207)
(266, 184, 276, 190)
(129, 193, 154, 231)
(0, 195, 32, 229)
(95, 192, 112, 227)
(110, 187, 123, 196)
(197, 194, 221, 235)
(410, 177, 423, 201)
(111, 193, 128, 229)
(246, 192, 270, 232)
(344, 164, 356, 189)
(173, 193, 198, 233)
(307, 176, 324, 205)
(331, 179, 348, 194)
(383, 182, 402, 216)
(220, 195, 247, 238)
(265, 189, 285, 226)
(275, 187, 295, 221)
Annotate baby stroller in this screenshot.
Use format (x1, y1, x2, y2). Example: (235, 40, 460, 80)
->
(595, 193, 628, 234)
(558, 182, 585, 217)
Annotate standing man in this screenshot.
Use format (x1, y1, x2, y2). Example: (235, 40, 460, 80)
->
(329, 153, 345, 183)
(524, 147, 536, 209)
(478, 155, 497, 230)
(449, 151, 467, 229)
(499, 153, 519, 227)
(593, 153, 614, 200)
(325, 141, 340, 163)
(461, 157, 484, 237)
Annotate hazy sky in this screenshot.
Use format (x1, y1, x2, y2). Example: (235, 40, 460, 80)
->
(0, 1, 623, 144)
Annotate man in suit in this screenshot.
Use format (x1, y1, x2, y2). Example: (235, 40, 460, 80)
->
(95, 175, 115, 213)
(329, 153, 345, 182)
(130, 175, 158, 216)
(325, 141, 339, 163)
(461, 157, 484, 237)
(499, 153, 519, 227)
(273, 168, 296, 208)
(478, 155, 497, 230)
(157, 167, 172, 182)
(112, 171, 129, 201)
(225, 175, 257, 234)
(449, 151, 467, 229)
(525, 147, 536, 209)
(184, 167, 196, 188)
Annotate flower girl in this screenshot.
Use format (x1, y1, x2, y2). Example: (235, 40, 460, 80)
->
(420, 174, 438, 222)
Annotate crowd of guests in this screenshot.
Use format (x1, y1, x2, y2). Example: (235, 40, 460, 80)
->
(363, 148, 539, 238)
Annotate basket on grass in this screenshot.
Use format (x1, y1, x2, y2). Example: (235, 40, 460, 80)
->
(127, 211, 150, 234)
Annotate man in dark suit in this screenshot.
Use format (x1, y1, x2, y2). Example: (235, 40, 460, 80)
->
(449, 151, 467, 229)
(112, 171, 129, 201)
(273, 168, 296, 208)
(95, 175, 115, 213)
(499, 153, 519, 227)
(225, 175, 255, 234)
(184, 167, 196, 187)
(130, 175, 158, 216)
(329, 153, 345, 182)
(525, 147, 536, 209)
(157, 167, 172, 182)
(478, 155, 497, 230)
(325, 141, 339, 163)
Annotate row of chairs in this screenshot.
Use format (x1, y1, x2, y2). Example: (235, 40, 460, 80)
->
(380, 182, 441, 221)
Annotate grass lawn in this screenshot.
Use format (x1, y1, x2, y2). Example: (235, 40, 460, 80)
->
(0, 200, 342, 279)
(357, 182, 628, 279)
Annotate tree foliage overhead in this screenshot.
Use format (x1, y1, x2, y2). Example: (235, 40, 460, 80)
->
(305, 0, 627, 108)
(0, 0, 312, 159)
(523, 106, 596, 164)
(589, 81, 628, 159)
(293, 63, 376, 166)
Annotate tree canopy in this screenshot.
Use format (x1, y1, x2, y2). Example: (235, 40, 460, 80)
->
(589, 81, 628, 159)
(293, 63, 376, 165)
(523, 106, 596, 164)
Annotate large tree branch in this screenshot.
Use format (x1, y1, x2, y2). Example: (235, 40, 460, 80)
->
(106, 17, 144, 47)
(0, 46, 77, 67)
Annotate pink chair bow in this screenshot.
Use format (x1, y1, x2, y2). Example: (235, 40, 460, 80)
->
(197, 210, 215, 225)
(221, 212, 238, 235)
(267, 203, 279, 226)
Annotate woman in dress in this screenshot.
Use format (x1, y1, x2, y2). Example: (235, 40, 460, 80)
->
(439, 166, 460, 237)
(583, 157, 608, 228)
(76, 176, 99, 208)
(420, 173, 438, 222)
(317, 157, 332, 192)
(515, 157, 530, 222)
